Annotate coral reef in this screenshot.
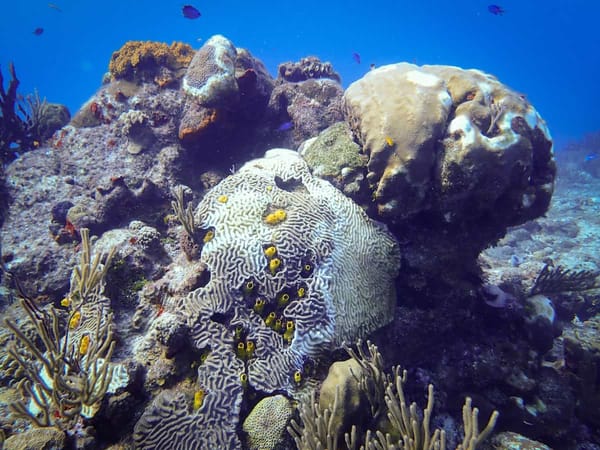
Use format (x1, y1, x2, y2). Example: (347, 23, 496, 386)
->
(3, 426, 66, 450)
(2, 32, 599, 449)
(530, 263, 598, 295)
(563, 314, 600, 429)
(1, 63, 31, 162)
(133, 149, 400, 448)
(341, 63, 555, 300)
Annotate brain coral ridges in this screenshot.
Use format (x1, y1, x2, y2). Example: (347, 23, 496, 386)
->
(133, 149, 400, 449)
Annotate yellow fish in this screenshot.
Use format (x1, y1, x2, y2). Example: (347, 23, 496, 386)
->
(385, 136, 394, 147)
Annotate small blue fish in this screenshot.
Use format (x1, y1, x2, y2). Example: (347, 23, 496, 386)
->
(585, 152, 598, 162)
(510, 254, 523, 267)
(182, 4, 201, 19)
(352, 52, 361, 64)
(276, 121, 293, 132)
(488, 4, 505, 15)
(32, 27, 44, 36)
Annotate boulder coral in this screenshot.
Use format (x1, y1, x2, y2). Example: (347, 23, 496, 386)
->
(342, 63, 556, 295)
(343, 63, 555, 224)
(178, 35, 274, 146)
(182, 35, 239, 108)
(133, 148, 400, 449)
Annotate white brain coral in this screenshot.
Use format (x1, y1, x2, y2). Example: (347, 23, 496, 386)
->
(134, 148, 400, 449)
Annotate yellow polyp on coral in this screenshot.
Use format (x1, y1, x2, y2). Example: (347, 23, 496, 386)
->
(243, 280, 256, 296)
(264, 209, 287, 225)
(217, 194, 228, 203)
(79, 335, 90, 355)
(300, 262, 314, 277)
(200, 350, 210, 364)
(203, 229, 215, 243)
(236, 342, 246, 359)
(297, 287, 306, 298)
(277, 292, 290, 307)
(69, 311, 82, 330)
(283, 321, 295, 343)
(193, 389, 205, 410)
(265, 312, 276, 327)
(274, 319, 283, 332)
(264, 245, 277, 259)
(269, 258, 281, 275)
(245, 341, 255, 359)
(253, 298, 265, 315)
(240, 373, 248, 389)
(293, 369, 302, 385)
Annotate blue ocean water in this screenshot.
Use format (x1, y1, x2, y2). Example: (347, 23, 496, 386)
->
(1, 0, 598, 148)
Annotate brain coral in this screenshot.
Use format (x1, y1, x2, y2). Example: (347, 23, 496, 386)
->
(182, 34, 239, 108)
(343, 63, 555, 225)
(243, 394, 293, 450)
(133, 149, 400, 449)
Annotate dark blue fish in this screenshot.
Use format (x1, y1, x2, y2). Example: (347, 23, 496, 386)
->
(182, 4, 201, 19)
(352, 52, 361, 64)
(488, 4, 505, 15)
(276, 121, 293, 132)
(585, 152, 598, 162)
(32, 27, 44, 35)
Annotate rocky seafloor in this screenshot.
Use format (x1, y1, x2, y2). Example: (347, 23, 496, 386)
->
(0, 34, 598, 449)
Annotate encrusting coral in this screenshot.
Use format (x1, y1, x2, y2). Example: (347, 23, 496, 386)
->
(108, 41, 195, 82)
(289, 341, 499, 450)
